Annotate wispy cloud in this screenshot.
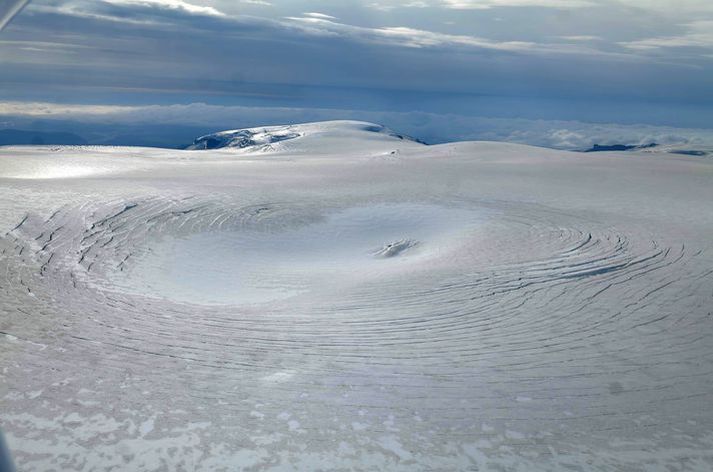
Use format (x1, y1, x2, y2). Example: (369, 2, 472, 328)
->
(283, 15, 535, 51)
(0, 101, 141, 116)
(366, 0, 594, 10)
(621, 20, 713, 52)
(29, 0, 227, 23)
(303, 12, 337, 20)
(102, 0, 225, 17)
(280, 14, 637, 58)
(371, 0, 713, 12)
(559, 35, 601, 42)
(440, 0, 594, 9)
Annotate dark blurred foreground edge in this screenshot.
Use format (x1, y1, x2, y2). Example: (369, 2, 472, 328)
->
(0, 430, 15, 472)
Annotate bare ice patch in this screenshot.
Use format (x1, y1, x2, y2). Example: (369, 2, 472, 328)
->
(373, 239, 419, 258)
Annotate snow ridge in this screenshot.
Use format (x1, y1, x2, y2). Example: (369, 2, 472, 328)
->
(187, 120, 421, 152)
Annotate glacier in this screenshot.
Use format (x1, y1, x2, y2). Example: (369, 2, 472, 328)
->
(1, 121, 712, 471)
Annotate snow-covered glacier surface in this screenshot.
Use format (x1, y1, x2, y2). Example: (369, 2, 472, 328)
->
(1, 121, 712, 471)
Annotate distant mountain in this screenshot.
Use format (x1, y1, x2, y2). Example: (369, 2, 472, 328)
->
(669, 150, 707, 156)
(583, 143, 657, 152)
(0, 129, 87, 146)
(187, 121, 425, 152)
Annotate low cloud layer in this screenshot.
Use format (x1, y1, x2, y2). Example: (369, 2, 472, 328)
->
(3, 101, 712, 150)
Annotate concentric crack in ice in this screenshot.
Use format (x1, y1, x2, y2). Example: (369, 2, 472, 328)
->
(95, 203, 489, 305)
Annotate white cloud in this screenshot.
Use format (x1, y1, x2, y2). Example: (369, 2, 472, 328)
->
(102, 0, 225, 17)
(280, 14, 637, 59)
(440, 0, 593, 9)
(0, 102, 141, 116)
(283, 15, 535, 51)
(365, 0, 594, 10)
(371, 0, 713, 11)
(616, 0, 713, 14)
(303, 12, 337, 20)
(560, 35, 601, 42)
(372, 25, 534, 49)
(621, 20, 713, 51)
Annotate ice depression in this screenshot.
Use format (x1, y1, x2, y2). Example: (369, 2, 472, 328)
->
(1, 120, 712, 471)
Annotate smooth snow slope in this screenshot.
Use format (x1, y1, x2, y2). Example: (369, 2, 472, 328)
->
(1, 121, 712, 471)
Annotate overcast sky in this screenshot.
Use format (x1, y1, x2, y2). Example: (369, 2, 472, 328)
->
(1, 0, 712, 145)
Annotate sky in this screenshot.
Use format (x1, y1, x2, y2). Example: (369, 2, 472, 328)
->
(1, 0, 712, 147)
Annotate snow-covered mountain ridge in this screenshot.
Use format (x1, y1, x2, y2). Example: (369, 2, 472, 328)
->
(187, 120, 423, 153)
